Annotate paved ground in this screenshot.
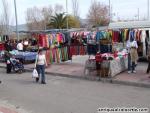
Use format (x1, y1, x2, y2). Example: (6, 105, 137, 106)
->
(0, 101, 21, 113)
(0, 55, 150, 88)
(0, 68, 150, 113)
(113, 62, 150, 86)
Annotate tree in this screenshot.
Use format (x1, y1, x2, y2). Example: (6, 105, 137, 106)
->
(72, 0, 79, 18)
(87, 0, 109, 27)
(26, 6, 50, 31)
(54, 4, 64, 14)
(41, 6, 53, 29)
(26, 5, 64, 31)
(68, 15, 80, 28)
(48, 13, 67, 29)
(0, 16, 5, 34)
(0, 0, 11, 34)
(48, 13, 80, 29)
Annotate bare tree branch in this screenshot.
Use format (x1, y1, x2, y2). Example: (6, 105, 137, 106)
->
(87, 0, 109, 27)
(54, 4, 64, 14)
(41, 6, 53, 29)
(26, 6, 45, 31)
(1, 0, 11, 34)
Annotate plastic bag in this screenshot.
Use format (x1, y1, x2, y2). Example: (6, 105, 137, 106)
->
(32, 69, 38, 78)
(7, 60, 10, 64)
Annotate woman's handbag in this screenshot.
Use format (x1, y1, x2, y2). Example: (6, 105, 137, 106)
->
(32, 69, 38, 78)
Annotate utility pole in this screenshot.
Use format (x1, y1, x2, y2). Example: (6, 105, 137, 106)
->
(109, 0, 111, 22)
(148, 0, 149, 20)
(138, 8, 139, 21)
(14, 0, 19, 41)
(66, 0, 69, 30)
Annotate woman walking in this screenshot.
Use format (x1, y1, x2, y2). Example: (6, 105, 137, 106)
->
(35, 49, 47, 84)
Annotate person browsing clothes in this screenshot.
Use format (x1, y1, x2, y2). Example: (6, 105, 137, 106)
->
(126, 37, 138, 74)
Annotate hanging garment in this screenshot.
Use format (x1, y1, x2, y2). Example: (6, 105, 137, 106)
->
(61, 47, 65, 61)
(46, 35, 49, 48)
(0, 36, 2, 42)
(38, 34, 47, 47)
(100, 44, 112, 54)
(55, 48, 60, 63)
(49, 49, 53, 64)
(80, 46, 85, 55)
(125, 29, 129, 41)
(112, 31, 119, 42)
(46, 50, 50, 65)
(67, 46, 72, 60)
(87, 44, 98, 55)
(96, 31, 104, 42)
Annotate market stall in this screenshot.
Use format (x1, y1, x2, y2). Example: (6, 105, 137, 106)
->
(101, 56, 128, 77)
(0, 35, 9, 51)
(14, 51, 37, 62)
(84, 29, 129, 77)
(16, 29, 129, 77)
(0, 51, 37, 63)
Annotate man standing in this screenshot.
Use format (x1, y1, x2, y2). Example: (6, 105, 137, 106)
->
(126, 37, 138, 73)
(23, 38, 29, 51)
(146, 43, 150, 75)
(4, 51, 12, 73)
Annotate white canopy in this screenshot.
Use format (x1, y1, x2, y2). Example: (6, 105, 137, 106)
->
(108, 21, 150, 29)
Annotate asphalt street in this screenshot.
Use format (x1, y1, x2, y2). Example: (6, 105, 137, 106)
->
(0, 68, 150, 113)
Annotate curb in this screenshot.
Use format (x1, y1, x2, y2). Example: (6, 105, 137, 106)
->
(0, 66, 150, 88)
(25, 68, 101, 81)
(24, 68, 150, 88)
(0, 100, 29, 113)
(0, 66, 5, 69)
(0, 106, 18, 113)
(111, 79, 150, 88)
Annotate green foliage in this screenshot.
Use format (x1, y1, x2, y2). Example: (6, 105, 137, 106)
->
(49, 13, 67, 29)
(48, 13, 80, 29)
(68, 15, 80, 28)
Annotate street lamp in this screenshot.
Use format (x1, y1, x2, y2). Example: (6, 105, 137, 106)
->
(14, 0, 19, 41)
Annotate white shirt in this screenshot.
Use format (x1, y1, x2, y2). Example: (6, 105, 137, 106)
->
(36, 54, 47, 65)
(130, 41, 138, 48)
(17, 43, 23, 50)
(126, 40, 138, 53)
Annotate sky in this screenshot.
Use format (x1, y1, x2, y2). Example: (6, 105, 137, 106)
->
(0, 0, 149, 25)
